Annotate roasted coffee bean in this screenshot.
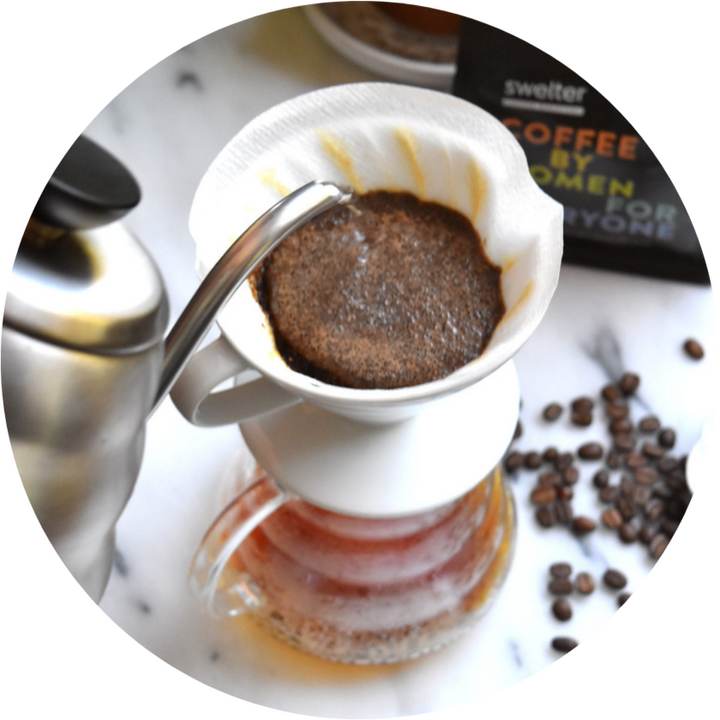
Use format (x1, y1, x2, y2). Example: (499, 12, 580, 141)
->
(644, 498, 665, 522)
(634, 466, 658, 486)
(552, 598, 573, 621)
(554, 452, 574, 471)
(638, 415, 661, 433)
(642, 443, 665, 460)
(606, 402, 630, 420)
(543, 403, 563, 421)
(557, 485, 574, 500)
(575, 572, 595, 595)
(616, 496, 637, 522)
(632, 485, 652, 507)
(602, 384, 622, 402)
(652, 484, 673, 500)
(538, 471, 562, 487)
(578, 441, 604, 460)
(562, 466, 580, 484)
(548, 577, 574, 595)
(639, 524, 658, 544)
(619, 372, 640, 396)
(572, 516, 597, 535)
(603, 569, 628, 589)
(514, 420, 523, 439)
(619, 522, 638, 544)
(658, 428, 677, 449)
(554, 499, 573, 524)
(617, 592, 632, 607)
(625, 452, 647, 468)
(613, 434, 636, 452)
(649, 533, 669, 559)
(571, 397, 594, 414)
(601, 508, 623, 529)
(683, 338, 705, 360)
(609, 418, 633, 435)
(657, 455, 679, 474)
(549, 562, 573, 578)
(660, 518, 679, 537)
(551, 636, 578, 654)
(531, 486, 557, 505)
(524, 451, 542, 469)
(504, 451, 524, 473)
(592, 469, 610, 489)
(536, 505, 556, 528)
(605, 449, 622, 469)
(543, 446, 560, 463)
(599, 485, 620, 504)
(571, 410, 593, 427)
(620, 475, 635, 497)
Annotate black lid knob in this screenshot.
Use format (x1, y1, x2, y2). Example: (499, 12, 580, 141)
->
(32, 134, 141, 230)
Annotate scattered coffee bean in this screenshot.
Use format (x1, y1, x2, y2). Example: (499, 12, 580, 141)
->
(554, 499, 573, 524)
(634, 466, 658, 486)
(642, 443, 665, 460)
(601, 508, 623, 529)
(551, 636, 578, 653)
(613, 434, 636, 452)
(606, 403, 630, 420)
(620, 475, 635, 497)
(514, 420, 523, 439)
(572, 516, 597, 535)
(602, 384, 622, 402)
(639, 524, 658, 544)
(660, 518, 679, 537)
(504, 451, 524, 473)
(599, 485, 620, 504)
(593, 469, 610, 489)
(536, 505, 556, 528)
(531, 486, 557, 505)
(552, 598, 573, 621)
(638, 415, 661, 433)
(617, 592, 631, 607)
(649, 533, 669, 558)
(543, 403, 563, 422)
(543, 446, 560, 463)
(549, 562, 572, 578)
(575, 572, 595, 595)
(603, 569, 628, 590)
(538, 471, 562, 487)
(571, 397, 594, 414)
(610, 418, 633, 435)
(578, 441, 604, 460)
(657, 455, 679, 474)
(658, 428, 677, 449)
(548, 577, 574, 596)
(605, 449, 622, 469)
(632, 485, 652, 507)
(562, 466, 580, 484)
(643, 498, 665, 522)
(619, 372, 640, 396)
(619, 522, 638, 544)
(616, 496, 637, 522)
(554, 452, 574, 471)
(557, 485, 574, 500)
(571, 411, 593, 427)
(625, 452, 647, 468)
(524, 451, 542, 469)
(683, 338, 704, 360)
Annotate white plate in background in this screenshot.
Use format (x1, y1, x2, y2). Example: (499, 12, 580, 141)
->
(304, 4, 456, 90)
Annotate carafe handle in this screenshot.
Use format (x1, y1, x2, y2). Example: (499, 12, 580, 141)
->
(189, 474, 289, 618)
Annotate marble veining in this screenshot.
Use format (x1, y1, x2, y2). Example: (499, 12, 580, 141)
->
(70, 7, 718, 719)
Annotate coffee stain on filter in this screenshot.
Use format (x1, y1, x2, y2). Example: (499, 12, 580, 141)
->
(258, 168, 291, 197)
(497, 280, 535, 327)
(317, 130, 365, 193)
(393, 128, 425, 198)
(467, 159, 488, 225)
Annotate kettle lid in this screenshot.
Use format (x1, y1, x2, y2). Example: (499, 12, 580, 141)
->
(4, 135, 168, 353)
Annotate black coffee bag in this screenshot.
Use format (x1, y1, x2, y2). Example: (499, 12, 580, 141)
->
(452, 20, 709, 284)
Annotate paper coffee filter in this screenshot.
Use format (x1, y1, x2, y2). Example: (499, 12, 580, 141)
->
(189, 83, 563, 391)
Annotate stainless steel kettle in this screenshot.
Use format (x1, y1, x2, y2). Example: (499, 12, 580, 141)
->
(2, 135, 348, 602)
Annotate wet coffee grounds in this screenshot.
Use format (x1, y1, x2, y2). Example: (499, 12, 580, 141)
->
(256, 190, 505, 389)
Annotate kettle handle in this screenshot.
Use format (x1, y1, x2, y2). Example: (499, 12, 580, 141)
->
(170, 334, 301, 426)
(152, 181, 350, 416)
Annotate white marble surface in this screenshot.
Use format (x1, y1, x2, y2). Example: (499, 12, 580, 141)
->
(23, 7, 718, 719)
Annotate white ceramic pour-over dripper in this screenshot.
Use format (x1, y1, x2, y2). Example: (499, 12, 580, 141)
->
(172, 82, 563, 518)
